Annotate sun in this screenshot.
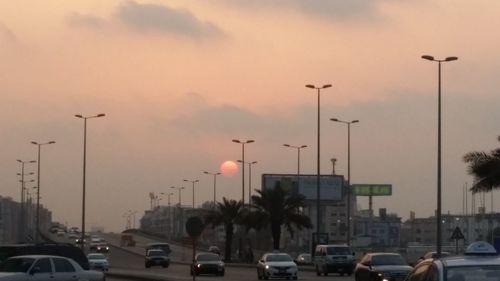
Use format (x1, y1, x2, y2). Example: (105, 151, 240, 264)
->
(220, 161, 238, 177)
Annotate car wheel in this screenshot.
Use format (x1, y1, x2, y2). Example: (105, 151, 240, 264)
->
(263, 276, 269, 280)
(293, 277, 297, 280)
(315, 266, 320, 276)
(355, 273, 360, 281)
(257, 269, 262, 280)
(340, 273, 345, 276)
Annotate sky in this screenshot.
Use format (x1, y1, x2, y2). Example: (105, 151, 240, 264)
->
(1, 0, 500, 232)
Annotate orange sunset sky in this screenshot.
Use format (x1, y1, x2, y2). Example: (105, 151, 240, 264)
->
(1, 0, 500, 231)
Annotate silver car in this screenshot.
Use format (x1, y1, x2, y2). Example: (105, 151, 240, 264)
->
(87, 253, 109, 271)
(257, 252, 298, 280)
(0, 255, 105, 281)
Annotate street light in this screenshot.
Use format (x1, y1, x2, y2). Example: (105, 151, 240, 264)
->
(75, 113, 105, 251)
(16, 159, 36, 242)
(421, 54, 458, 257)
(161, 192, 175, 207)
(330, 118, 359, 246)
(283, 144, 307, 190)
(183, 179, 199, 209)
(31, 140, 55, 243)
(232, 139, 254, 204)
(237, 160, 257, 204)
(305, 84, 332, 239)
(204, 171, 221, 208)
(170, 186, 185, 206)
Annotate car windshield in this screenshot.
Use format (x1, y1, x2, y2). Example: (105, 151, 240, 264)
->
(88, 254, 106, 260)
(266, 254, 293, 262)
(149, 250, 166, 256)
(327, 247, 352, 255)
(372, 254, 407, 265)
(197, 254, 221, 261)
(0, 257, 35, 273)
(447, 265, 500, 281)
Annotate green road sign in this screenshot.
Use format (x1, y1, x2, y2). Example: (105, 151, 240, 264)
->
(352, 184, 392, 196)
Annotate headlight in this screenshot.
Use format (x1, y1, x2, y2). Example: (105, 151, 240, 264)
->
(197, 264, 201, 268)
(265, 265, 269, 269)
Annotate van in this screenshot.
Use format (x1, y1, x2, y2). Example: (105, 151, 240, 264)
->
(314, 244, 355, 276)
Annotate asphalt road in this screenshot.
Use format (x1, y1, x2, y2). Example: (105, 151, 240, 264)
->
(107, 245, 355, 281)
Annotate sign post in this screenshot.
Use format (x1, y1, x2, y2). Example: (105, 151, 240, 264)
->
(186, 216, 204, 281)
(450, 226, 465, 255)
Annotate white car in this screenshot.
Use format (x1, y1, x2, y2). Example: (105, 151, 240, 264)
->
(87, 253, 110, 271)
(257, 252, 298, 280)
(0, 255, 105, 281)
(404, 241, 500, 281)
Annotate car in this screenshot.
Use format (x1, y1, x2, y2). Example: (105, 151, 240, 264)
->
(68, 232, 79, 239)
(314, 244, 356, 276)
(0, 255, 105, 281)
(56, 230, 66, 237)
(145, 242, 171, 255)
(145, 249, 170, 268)
(87, 253, 109, 271)
(415, 251, 451, 265)
(256, 252, 298, 280)
(96, 243, 110, 253)
(404, 241, 500, 281)
(0, 243, 90, 270)
(190, 252, 225, 276)
(294, 253, 312, 265)
(89, 238, 102, 252)
(354, 252, 413, 281)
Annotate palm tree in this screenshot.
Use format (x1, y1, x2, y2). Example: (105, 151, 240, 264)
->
(463, 136, 500, 193)
(204, 197, 245, 262)
(248, 182, 312, 250)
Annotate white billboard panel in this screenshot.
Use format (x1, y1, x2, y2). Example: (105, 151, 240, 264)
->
(262, 174, 344, 202)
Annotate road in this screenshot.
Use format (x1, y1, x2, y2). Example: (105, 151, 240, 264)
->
(107, 245, 355, 281)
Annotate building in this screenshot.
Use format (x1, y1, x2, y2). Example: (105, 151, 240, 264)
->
(354, 208, 402, 248)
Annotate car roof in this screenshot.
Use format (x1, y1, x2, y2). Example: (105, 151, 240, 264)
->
(9, 255, 71, 259)
(367, 252, 402, 257)
(440, 255, 500, 267)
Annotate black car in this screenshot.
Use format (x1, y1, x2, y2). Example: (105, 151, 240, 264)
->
(354, 253, 413, 281)
(191, 253, 225, 276)
(145, 249, 170, 268)
(0, 243, 90, 270)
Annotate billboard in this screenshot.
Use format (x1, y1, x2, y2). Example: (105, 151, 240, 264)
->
(352, 184, 392, 196)
(262, 174, 344, 202)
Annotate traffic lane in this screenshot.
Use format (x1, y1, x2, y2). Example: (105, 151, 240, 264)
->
(109, 244, 354, 281)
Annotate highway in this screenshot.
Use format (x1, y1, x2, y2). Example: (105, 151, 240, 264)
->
(107, 245, 355, 281)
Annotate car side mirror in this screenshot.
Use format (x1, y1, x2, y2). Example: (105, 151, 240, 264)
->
(259, 259, 264, 263)
(352, 252, 355, 256)
(30, 267, 41, 275)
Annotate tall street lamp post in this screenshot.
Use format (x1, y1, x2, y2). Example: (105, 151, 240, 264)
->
(237, 160, 257, 204)
(421, 55, 458, 257)
(232, 139, 254, 204)
(330, 118, 359, 246)
(183, 179, 199, 209)
(17, 159, 36, 241)
(283, 144, 307, 189)
(31, 140, 55, 243)
(204, 171, 221, 208)
(170, 186, 185, 206)
(17, 159, 35, 242)
(305, 84, 331, 238)
(75, 113, 105, 251)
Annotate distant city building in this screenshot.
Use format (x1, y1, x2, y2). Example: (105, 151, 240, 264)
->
(0, 195, 52, 243)
(353, 208, 401, 248)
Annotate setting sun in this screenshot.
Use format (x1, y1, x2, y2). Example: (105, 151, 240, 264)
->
(220, 160, 238, 177)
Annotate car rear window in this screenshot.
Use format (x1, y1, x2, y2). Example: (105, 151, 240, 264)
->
(327, 247, 352, 255)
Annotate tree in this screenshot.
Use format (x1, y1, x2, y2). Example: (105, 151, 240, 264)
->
(248, 182, 312, 250)
(204, 197, 245, 262)
(463, 136, 500, 193)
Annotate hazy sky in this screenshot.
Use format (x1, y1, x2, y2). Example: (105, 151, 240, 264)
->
(2, 0, 500, 232)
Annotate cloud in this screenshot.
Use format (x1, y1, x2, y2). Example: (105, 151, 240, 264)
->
(67, 12, 106, 29)
(222, 0, 381, 22)
(0, 22, 16, 41)
(115, 1, 224, 39)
